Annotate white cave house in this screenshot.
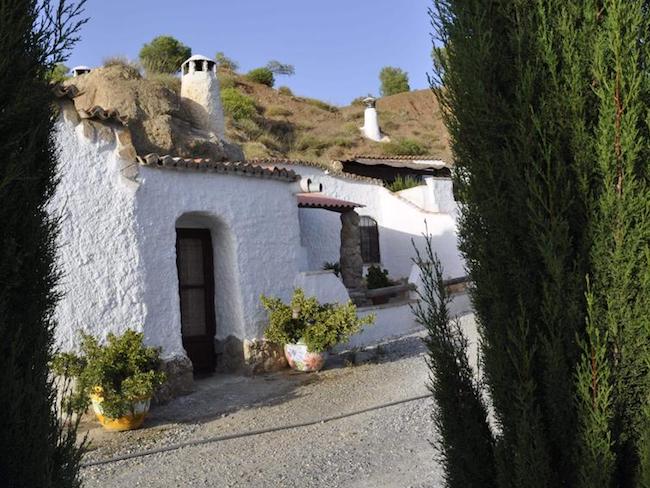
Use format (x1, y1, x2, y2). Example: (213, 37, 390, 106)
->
(50, 55, 465, 396)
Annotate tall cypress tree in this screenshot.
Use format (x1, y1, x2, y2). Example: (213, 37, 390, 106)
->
(428, 0, 649, 486)
(0, 1, 86, 486)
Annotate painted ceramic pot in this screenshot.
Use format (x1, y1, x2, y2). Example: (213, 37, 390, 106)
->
(284, 343, 328, 372)
(90, 389, 150, 432)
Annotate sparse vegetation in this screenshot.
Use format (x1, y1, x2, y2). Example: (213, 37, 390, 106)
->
(47, 62, 70, 83)
(299, 97, 338, 113)
(221, 87, 257, 120)
(277, 86, 293, 96)
(387, 175, 422, 192)
(139, 35, 191, 75)
(246, 67, 275, 87)
(384, 138, 427, 156)
(322, 261, 341, 277)
(266, 105, 293, 118)
(103, 55, 139, 72)
(379, 66, 410, 96)
(215, 51, 238, 72)
(147, 72, 180, 93)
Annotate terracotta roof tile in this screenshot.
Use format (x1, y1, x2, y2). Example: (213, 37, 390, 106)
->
(138, 154, 300, 183)
(247, 158, 383, 185)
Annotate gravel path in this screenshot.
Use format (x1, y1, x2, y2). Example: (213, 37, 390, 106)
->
(80, 333, 446, 488)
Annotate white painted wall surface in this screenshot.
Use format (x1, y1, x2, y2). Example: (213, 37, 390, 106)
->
(134, 165, 309, 347)
(293, 271, 350, 304)
(50, 117, 149, 353)
(51, 114, 310, 360)
(278, 164, 466, 281)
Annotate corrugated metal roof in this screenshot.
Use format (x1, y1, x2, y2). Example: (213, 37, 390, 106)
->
(296, 193, 364, 212)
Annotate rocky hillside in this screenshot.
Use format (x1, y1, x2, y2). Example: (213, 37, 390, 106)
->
(222, 73, 451, 162)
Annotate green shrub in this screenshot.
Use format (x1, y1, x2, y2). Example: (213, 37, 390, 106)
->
(379, 66, 410, 96)
(322, 261, 341, 277)
(384, 138, 427, 156)
(52, 330, 166, 419)
(300, 97, 339, 113)
(266, 105, 293, 117)
(46, 63, 70, 84)
(278, 86, 293, 96)
(221, 87, 257, 120)
(261, 289, 374, 352)
(246, 67, 275, 87)
(233, 117, 263, 139)
(366, 265, 392, 289)
(139, 35, 191, 75)
(387, 175, 422, 192)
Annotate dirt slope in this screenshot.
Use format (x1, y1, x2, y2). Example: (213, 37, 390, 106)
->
(225, 75, 451, 162)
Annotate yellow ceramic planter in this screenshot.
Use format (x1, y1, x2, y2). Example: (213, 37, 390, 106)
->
(90, 389, 151, 432)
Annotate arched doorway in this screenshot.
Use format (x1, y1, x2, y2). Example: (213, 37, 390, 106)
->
(175, 228, 217, 372)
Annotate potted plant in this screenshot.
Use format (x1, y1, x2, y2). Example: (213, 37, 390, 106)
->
(52, 330, 166, 432)
(366, 265, 393, 304)
(261, 289, 374, 372)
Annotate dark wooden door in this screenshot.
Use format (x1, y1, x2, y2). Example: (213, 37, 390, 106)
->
(176, 229, 216, 373)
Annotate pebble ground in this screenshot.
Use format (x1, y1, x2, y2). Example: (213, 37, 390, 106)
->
(80, 334, 445, 487)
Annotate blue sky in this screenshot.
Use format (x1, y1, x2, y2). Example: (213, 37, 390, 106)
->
(66, 0, 434, 106)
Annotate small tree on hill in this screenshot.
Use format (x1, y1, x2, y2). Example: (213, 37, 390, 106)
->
(246, 67, 275, 87)
(379, 67, 410, 96)
(215, 51, 238, 72)
(266, 60, 295, 76)
(139, 35, 191, 74)
(0, 0, 87, 486)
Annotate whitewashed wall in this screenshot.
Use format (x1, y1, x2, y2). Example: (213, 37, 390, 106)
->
(50, 114, 309, 361)
(280, 164, 465, 281)
(50, 116, 147, 353)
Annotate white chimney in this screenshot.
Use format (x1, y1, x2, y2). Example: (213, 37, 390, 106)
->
(71, 65, 91, 77)
(361, 96, 383, 142)
(180, 54, 225, 139)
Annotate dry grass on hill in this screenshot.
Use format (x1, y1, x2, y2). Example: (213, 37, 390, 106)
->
(222, 72, 451, 162)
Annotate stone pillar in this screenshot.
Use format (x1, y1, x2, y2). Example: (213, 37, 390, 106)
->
(340, 210, 364, 289)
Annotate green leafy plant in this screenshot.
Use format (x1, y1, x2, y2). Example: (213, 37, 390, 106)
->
(52, 330, 166, 419)
(221, 87, 257, 121)
(384, 138, 427, 156)
(139, 35, 191, 75)
(387, 175, 422, 192)
(366, 265, 392, 289)
(379, 66, 410, 96)
(322, 261, 341, 277)
(246, 67, 275, 87)
(261, 289, 374, 352)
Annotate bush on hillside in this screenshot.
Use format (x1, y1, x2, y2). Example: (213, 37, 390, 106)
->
(139, 35, 191, 75)
(246, 67, 275, 87)
(221, 87, 257, 120)
(266, 105, 293, 117)
(384, 138, 427, 156)
(277, 86, 293, 96)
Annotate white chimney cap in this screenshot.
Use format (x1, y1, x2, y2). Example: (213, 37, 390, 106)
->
(363, 96, 377, 108)
(181, 55, 216, 75)
(71, 65, 91, 76)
